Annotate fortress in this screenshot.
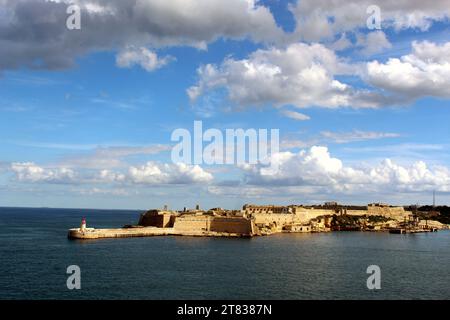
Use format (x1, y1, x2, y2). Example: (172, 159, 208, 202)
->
(243, 203, 411, 232)
(68, 202, 445, 240)
(136, 207, 255, 236)
(119, 202, 414, 236)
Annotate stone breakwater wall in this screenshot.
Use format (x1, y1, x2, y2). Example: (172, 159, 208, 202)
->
(68, 225, 252, 240)
(68, 227, 175, 239)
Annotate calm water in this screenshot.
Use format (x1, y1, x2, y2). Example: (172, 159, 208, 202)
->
(0, 207, 449, 300)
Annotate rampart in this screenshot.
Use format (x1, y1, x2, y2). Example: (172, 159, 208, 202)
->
(138, 210, 176, 228)
(244, 203, 412, 229)
(172, 215, 254, 236)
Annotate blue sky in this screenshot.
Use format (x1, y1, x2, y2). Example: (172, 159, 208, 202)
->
(1, 0, 450, 209)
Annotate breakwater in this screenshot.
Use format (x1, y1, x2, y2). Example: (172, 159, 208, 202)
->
(68, 226, 251, 239)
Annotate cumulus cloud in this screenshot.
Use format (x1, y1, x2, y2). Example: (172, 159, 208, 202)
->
(366, 40, 450, 98)
(0, 0, 283, 71)
(289, 0, 450, 42)
(11, 162, 76, 183)
(10, 160, 213, 186)
(330, 33, 353, 51)
(116, 47, 174, 72)
(190, 39, 450, 110)
(128, 162, 213, 184)
(243, 146, 450, 193)
(96, 169, 126, 183)
(61, 162, 213, 185)
(357, 31, 392, 56)
(188, 43, 383, 109)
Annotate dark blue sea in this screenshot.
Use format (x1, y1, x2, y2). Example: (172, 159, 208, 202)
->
(0, 207, 449, 299)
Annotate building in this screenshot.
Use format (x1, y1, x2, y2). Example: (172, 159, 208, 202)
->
(138, 209, 176, 228)
(138, 208, 256, 236)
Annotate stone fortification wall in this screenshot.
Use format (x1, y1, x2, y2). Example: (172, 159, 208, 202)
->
(209, 217, 254, 234)
(138, 211, 174, 228)
(250, 206, 412, 228)
(345, 209, 370, 216)
(253, 213, 296, 231)
(173, 215, 254, 235)
(366, 206, 410, 221)
(173, 215, 209, 232)
(292, 208, 336, 223)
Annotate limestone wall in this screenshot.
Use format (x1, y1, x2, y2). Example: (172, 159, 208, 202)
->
(173, 215, 209, 232)
(346, 209, 370, 216)
(291, 207, 336, 223)
(138, 212, 174, 227)
(173, 215, 254, 235)
(251, 210, 333, 230)
(367, 206, 410, 221)
(250, 205, 412, 229)
(253, 213, 296, 231)
(210, 217, 254, 234)
(284, 224, 311, 232)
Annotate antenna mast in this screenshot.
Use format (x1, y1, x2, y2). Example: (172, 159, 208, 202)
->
(433, 190, 436, 208)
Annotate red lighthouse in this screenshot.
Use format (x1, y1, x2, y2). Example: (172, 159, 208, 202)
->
(80, 217, 87, 231)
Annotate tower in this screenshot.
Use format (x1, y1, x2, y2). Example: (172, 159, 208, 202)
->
(80, 217, 86, 231)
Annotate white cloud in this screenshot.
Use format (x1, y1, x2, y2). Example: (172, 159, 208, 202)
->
(341, 143, 447, 163)
(358, 31, 392, 56)
(96, 170, 126, 183)
(11, 162, 76, 183)
(0, 0, 284, 71)
(366, 40, 450, 98)
(10, 159, 214, 186)
(320, 130, 400, 143)
(190, 39, 450, 110)
(243, 146, 450, 193)
(75, 187, 132, 197)
(280, 130, 401, 150)
(280, 110, 310, 121)
(280, 139, 318, 150)
(94, 145, 171, 158)
(128, 162, 213, 184)
(289, 0, 450, 42)
(330, 33, 352, 51)
(116, 47, 174, 72)
(188, 43, 381, 109)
